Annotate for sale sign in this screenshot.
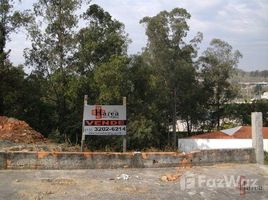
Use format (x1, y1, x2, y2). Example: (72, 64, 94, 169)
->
(83, 105, 126, 135)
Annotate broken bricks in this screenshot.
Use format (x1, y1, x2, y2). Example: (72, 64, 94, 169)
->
(161, 174, 182, 182)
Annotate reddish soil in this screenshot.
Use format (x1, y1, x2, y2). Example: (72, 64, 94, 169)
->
(0, 116, 46, 144)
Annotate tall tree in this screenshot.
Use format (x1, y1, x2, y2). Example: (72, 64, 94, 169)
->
(25, 0, 84, 141)
(140, 8, 202, 146)
(73, 3, 130, 104)
(74, 4, 129, 75)
(0, 0, 30, 114)
(73, 4, 131, 148)
(127, 55, 170, 149)
(199, 39, 242, 130)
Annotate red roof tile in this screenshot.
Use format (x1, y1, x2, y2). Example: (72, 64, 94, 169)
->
(190, 131, 233, 139)
(190, 126, 268, 139)
(232, 126, 268, 139)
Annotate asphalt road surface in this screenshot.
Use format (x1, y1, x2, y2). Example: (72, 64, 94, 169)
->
(0, 163, 267, 200)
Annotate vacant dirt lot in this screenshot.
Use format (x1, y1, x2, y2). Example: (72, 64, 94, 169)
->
(0, 116, 82, 152)
(0, 163, 267, 200)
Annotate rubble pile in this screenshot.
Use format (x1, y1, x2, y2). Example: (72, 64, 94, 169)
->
(0, 116, 46, 144)
(161, 174, 181, 182)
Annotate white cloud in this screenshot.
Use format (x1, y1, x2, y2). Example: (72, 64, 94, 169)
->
(6, 0, 268, 70)
(216, 1, 268, 36)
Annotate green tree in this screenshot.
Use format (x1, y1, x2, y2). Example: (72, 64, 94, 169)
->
(140, 8, 202, 146)
(94, 56, 130, 104)
(199, 39, 242, 130)
(25, 0, 84, 142)
(0, 0, 31, 115)
(73, 4, 131, 149)
(75, 4, 129, 75)
(24, 3, 131, 146)
(13, 71, 56, 137)
(0, 65, 25, 116)
(127, 55, 170, 149)
(223, 100, 268, 127)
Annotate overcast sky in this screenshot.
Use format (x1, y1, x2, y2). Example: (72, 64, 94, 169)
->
(7, 0, 268, 71)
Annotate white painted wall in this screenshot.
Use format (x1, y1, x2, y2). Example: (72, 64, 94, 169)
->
(178, 139, 268, 152)
(264, 140, 268, 152)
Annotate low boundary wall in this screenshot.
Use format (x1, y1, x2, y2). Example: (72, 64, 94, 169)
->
(0, 148, 255, 170)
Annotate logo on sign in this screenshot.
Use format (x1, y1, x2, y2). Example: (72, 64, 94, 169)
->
(91, 105, 105, 119)
(91, 105, 119, 119)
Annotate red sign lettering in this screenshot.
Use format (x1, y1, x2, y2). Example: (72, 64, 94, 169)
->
(84, 120, 126, 126)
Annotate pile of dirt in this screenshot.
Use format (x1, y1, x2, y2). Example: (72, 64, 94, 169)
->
(0, 116, 46, 144)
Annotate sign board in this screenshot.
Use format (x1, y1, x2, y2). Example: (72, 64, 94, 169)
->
(83, 105, 126, 135)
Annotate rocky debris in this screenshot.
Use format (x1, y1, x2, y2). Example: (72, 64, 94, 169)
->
(180, 157, 193, 168)
(161, 174, 181, 182)
(116, 174, 130, 180)
(0, 116, 46, 144)
(160, 164, 187, 182)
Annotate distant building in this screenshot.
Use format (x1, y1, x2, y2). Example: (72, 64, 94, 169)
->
(237, 81, 268, 103)
(261, 92, 268, 100)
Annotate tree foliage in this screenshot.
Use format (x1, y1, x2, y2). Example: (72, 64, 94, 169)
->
(1, 3, 254, 150)
(199, 39, 242, 129)
(140, 8, 203, 146)
(75, 4, 129, 74)
(0, 0, 31, 115)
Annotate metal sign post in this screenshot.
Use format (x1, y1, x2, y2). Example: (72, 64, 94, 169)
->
(81, 96, 127, 152)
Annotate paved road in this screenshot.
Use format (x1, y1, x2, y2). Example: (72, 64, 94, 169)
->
(0, 164, 267, 200)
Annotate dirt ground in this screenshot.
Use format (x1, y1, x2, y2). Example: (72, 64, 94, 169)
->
(0, 140, 82, 152)
(0, 116, 84, 152)
(0, 116, 83, 152)
(0, 163, 267, 200)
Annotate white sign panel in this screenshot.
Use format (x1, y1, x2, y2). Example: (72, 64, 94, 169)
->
(83, 105, 126, 135)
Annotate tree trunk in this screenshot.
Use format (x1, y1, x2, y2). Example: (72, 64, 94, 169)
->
(216, 103, 220, 130)
(186, 116, 191, 136)
(172, 88, 177, 148)
(0, 22, 7, 115)
(0, 93, 4, 115)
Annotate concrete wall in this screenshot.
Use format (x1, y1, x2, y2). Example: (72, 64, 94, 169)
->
(178, 139, 268, 152)
(0, 148, 255, 170)
(257, 139, 268, 151)
(0, 152, 6, 169)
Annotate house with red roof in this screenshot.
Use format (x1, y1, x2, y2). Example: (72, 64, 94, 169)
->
(178, 126, 268, 152)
